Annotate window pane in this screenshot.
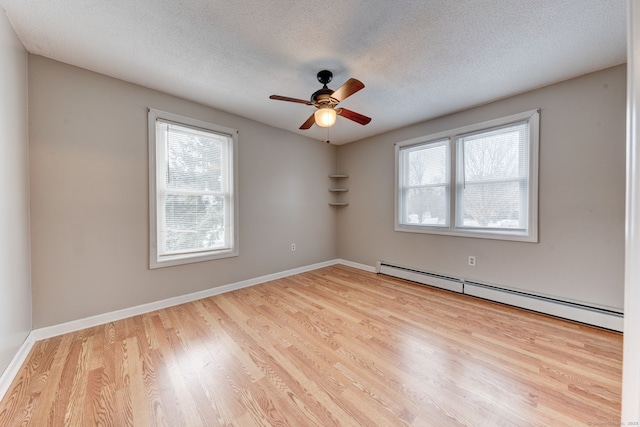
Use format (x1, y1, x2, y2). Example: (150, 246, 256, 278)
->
(163, 194, 226, 254)
(407, 143, 447, 185)
(404, 186, 448, 225)
(165, 123, 226, 192)
(460, 181, 525, 228)
(400, 141, 449, 226)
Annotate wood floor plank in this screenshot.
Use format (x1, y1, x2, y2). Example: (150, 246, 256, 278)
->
(0, 265, 623, 426)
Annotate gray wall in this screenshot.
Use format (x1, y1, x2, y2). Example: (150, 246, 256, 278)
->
(337, 65, 626, 311)
(15, 55, 630, 331)
(29, 56, 338, 328)
(0, 11, 31, 374)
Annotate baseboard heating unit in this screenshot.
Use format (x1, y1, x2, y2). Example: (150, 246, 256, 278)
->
(376, 261, 623, 332)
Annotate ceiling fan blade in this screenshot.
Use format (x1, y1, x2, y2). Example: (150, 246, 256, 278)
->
(299, 113, 316, 129)
(330, 78, 365, 103)
(337, 108, 371, 125)
(269, 95, 313, 105)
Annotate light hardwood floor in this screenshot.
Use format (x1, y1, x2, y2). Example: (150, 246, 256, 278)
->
(0, 265, 622, 426)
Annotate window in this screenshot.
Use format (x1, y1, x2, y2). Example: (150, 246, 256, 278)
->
(396, 109, 539, 242)
(149, 109, 238, 268)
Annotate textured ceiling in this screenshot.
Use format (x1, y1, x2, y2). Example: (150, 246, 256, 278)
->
(0, 0, 628, 144)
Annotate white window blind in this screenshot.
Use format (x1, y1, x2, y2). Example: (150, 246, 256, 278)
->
(149, 109, 238, 268)
(456, 122, 529, 230)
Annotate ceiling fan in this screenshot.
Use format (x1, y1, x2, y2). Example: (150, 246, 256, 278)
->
(269, 70, 371, 130)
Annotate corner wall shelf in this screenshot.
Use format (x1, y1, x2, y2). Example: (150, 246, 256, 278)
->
(329, 174, 349, 207)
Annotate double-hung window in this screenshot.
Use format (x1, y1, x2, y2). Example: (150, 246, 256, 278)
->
(149, 109, 238, 268)
(396, 109, 539, 242)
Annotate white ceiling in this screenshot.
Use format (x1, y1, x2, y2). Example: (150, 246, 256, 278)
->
(0, 0, 627, 144)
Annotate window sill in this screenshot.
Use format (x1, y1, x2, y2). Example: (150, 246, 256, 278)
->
(395, 224, 538, 243)
(150, 248, 239, 269)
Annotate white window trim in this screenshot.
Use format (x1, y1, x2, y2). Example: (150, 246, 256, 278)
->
(148, 108, 239, 268)
(394, 109, 539, 242)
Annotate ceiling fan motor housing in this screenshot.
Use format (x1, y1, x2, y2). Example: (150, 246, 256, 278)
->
(311, 90, 335, 105)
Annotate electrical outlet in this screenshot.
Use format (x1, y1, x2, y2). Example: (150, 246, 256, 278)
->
(291, 243, 296, 252)
(468, 256, 476, 267)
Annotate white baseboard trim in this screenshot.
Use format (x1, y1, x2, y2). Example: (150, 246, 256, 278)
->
(336, 259, 376, 273)
(31, 259, 342, 342)
(0, 258, 371, 402)
(0, 333, 36, 404)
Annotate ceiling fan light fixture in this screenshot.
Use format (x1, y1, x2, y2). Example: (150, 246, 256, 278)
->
(314, 106, 337, 127)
